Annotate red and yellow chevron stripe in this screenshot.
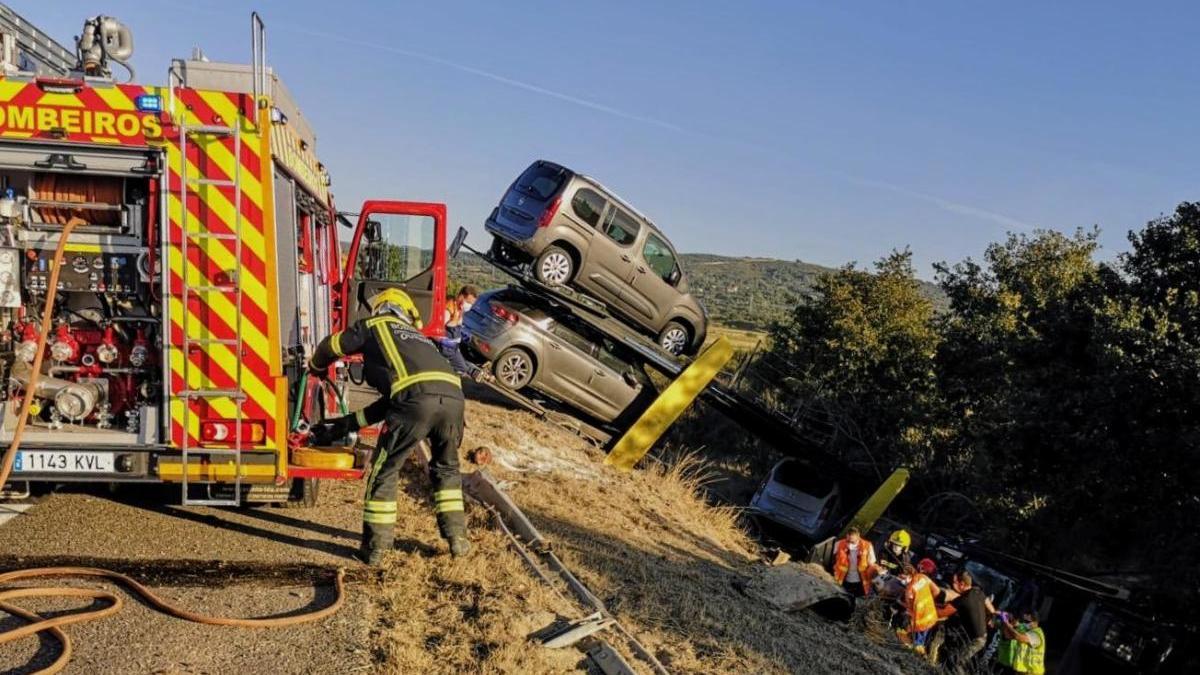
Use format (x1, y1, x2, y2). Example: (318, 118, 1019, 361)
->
(0, 80, 164, 145)
(0, 78, 290, 475)
(165, 88, 284, 458)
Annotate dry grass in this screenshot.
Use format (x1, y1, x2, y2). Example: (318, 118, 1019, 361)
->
(360, 393, 922, 673)
(706, 325, 767, 353)
(447, 400, 921, 674)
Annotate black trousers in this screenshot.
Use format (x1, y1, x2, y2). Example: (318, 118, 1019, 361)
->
(360, 393, 466, 554)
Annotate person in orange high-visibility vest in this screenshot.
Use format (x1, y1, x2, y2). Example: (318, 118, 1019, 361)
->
(898, 562, 940, 656)
(831, 526, 877, 602)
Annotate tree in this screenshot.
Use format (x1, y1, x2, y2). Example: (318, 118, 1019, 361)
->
(934, 229, 1111, 556)
(768, 250, 942, 480)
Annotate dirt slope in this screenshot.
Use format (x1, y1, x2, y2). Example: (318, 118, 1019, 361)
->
(370, 399, 920, 674)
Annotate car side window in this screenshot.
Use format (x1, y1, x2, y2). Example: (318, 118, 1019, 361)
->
(549, 322, 596, 356)
(595, 338, 631, 374)
(642, 233, 678, 284)
(602, 207, 640, 247)
(570, 188, 606, 228)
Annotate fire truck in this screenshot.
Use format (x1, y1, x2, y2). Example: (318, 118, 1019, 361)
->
(0, 6, 452, 505)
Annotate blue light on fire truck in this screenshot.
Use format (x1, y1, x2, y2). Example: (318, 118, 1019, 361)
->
(135, 95, 163, 113)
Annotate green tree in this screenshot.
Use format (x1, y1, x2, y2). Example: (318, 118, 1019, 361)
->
(934, 228, 1111, 555)
(768, 250, 942, 480)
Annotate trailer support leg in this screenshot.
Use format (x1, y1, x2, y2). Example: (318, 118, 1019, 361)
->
(605, 337, 734, 472)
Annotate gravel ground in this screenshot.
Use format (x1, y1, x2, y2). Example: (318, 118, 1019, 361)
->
(0, 480, 374, 674)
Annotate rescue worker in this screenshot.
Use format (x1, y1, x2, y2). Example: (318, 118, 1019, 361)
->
(999, 610, 1045, 674)
(936, 570, 995, 675)
(307, 288, 469, 564)
(831, 526, 876, 603)
(876, 529, 914, 575)
(897, 562, 939, 656)
(439, 285, 480, 377)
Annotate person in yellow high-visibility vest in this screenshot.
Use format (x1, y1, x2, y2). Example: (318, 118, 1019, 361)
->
(308, 288, 469, 564)
(999, 610, 1046, 674)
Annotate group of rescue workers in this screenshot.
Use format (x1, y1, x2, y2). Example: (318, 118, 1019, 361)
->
(831, 527, 1046, 674)
(305, 285, 481, 565)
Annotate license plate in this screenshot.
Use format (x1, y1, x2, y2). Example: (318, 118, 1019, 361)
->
(14, 450, 115, 473)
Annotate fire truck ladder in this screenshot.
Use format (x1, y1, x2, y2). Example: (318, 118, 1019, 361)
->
(0, 3, 75, 76)
(176, 120, 247, 507)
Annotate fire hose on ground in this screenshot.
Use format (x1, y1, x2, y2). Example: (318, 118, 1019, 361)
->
(0, 218, 346, 675)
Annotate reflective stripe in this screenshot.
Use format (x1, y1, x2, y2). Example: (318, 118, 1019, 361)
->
(369, 316, 409, 391)
(355, 410, 368, 427)
(389, 371, 462, 396)
(365, 446, 389, 491)
(364, 499, 397, 513)
(434, 488, 465, 513)
(330, 332, 344, 357)
(363, 512, 397, 524)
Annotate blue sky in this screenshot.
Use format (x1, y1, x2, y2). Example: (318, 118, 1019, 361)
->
(21, 1, 1199, 277)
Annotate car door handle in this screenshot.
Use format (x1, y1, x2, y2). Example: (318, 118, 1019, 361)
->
(593, 369, 606, 377)
(548, 342, 562, 350)
(621, 254, 632, 262)
(636, 266, 646, 274)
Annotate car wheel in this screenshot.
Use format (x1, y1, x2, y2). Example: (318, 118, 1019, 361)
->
(658, 321, 690, 355)
(494, 348, 535, 390)
(535, 246, 575, 286)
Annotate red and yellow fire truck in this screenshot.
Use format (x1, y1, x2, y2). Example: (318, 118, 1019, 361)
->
(0, 7, 451, 505)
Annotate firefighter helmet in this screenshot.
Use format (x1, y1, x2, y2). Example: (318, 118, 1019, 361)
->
(889, 529, 912, 549)
(367, 288, 423, 328)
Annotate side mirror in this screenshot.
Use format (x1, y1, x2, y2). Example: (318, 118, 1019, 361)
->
(622, 371, 639, 387)
(365, 219, 382, 243)
(668, 264, 682, 286)
(449, 226, 469, 259)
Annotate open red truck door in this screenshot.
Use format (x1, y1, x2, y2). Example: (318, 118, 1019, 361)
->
(339, 201, 449, 337)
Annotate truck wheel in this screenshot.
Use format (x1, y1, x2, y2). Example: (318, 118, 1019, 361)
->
(286, 478, 320, 508)
(535, 246, 575, 286)
(494, 348, 535, 390)
(658, 321, 690, 356)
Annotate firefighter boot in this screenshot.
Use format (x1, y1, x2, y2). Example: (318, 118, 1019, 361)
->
(355, 547, 385, 566)
(448, 535, 472, 558)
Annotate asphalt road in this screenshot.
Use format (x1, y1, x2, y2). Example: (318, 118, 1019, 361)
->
(0, 481, 375, 674)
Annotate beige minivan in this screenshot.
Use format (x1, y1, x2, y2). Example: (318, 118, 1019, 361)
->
(485, 160, 708, 355)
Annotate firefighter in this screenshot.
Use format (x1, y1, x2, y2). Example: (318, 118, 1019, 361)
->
(307, 288, 470, 564)
(831, 526, 876, 603)
(877, 529, 914, 574)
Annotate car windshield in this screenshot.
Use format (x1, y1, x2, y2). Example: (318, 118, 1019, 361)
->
(773, 461, 836, 497)
(515, 163, 568, 200)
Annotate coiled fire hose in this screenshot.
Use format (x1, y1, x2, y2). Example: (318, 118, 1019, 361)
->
(0, 218, 346, 674)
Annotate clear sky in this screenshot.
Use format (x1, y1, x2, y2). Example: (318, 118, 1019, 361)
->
(20, 1, 1199, 276)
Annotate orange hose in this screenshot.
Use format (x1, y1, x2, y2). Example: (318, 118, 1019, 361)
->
(0, 218, 346, 674)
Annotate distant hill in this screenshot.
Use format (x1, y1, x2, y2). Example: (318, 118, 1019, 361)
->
(450, 252, 944, 331)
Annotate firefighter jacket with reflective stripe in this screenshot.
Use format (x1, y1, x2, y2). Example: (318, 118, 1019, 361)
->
(313, 315, 463, 400)
(832, 538, 876, 594)
(904, 573, 939, 633)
